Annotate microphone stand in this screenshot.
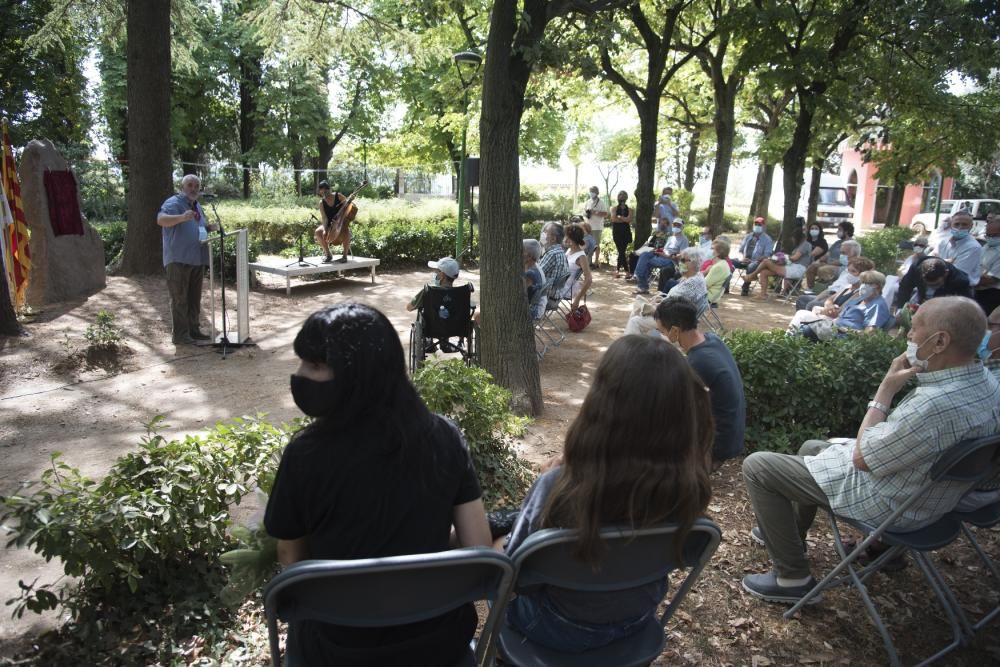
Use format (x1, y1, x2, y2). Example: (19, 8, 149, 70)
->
(285, 214, 319, 267)
(207, 200, 253, 359)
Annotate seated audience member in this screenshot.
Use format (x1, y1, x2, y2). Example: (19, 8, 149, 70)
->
(581, 221, 598, 260)
(523, 239, 547, 321)
(805, 221, 854, 288)
(697, 226, 715, 262)
(927, 215, 952, 252)
(539, 222, 570, 301)
(795, 250, 869, 311)
(734, 217, 775, 296)
(893, 256, 973, 312)
(562, 223, 593, 312)
(974, 215, 1000, 315)
(704, 238, 733, 305)
(829, 270, 891, 333)
(806, 221, 829, 265)
(632, 218, 674, 295)
(659, 247, 708, 303)
(744, 227, 812, 300)
(504, 335, 712, 650)
(791, 257, 873, 322)
(265, 303, 492, 664)
(898, 235, 930, 277)
(741, 297, 1000, 604)
(654, 297, 746, 466)
(935, 210, 982, 285)
(406, 256, 474, 313)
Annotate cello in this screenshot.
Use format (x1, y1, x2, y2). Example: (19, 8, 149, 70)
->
(325, 180, 367, 247)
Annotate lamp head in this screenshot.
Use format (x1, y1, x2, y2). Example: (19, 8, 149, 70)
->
(453, 51, 483, 88)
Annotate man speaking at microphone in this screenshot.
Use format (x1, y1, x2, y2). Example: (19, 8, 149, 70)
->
(157, 174, 218, 345)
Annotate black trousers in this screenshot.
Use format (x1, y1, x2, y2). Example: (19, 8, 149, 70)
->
(166, 263, 204, 340)
(611, 223, 633, 272)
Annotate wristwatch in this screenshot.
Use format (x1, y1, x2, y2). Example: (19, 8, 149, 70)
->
(867, 400, 889, 415)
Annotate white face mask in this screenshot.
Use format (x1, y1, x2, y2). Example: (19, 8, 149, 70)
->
(858, 285, 876, 300)
(844, 272, 860, 285)
(905, 331, 943, 372)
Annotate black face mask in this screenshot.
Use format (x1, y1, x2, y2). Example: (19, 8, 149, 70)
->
(290, 374, 336, 417)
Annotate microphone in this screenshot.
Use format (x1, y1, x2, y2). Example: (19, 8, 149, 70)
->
(199, 192, 219, 199)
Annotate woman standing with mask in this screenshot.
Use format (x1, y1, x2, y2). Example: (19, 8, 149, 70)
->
(610, 190, 633, 279)
(265, 303, 491, 666)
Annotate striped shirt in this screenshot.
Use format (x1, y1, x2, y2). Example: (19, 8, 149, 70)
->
(804, 363, 1000, 530)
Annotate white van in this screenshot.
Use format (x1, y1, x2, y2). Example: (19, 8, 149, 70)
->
(798, 173, 855, 228)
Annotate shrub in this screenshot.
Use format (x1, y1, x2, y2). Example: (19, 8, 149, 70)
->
(412, 359, 532, 509)
(673, 189, 694, 215)
(0, 415, 286, 626)
(520, 185, 541, 202)
(723, 330, 907, 453)
(858, 226, 914, 274)
(93, 221, 126, 267)
(84, 310, 123, 349)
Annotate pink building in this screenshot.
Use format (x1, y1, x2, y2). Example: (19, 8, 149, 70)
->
(840, 147, 954, 229)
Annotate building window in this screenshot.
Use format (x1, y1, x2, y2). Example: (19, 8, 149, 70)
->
(921, 171, 942, 213)
(846, 169, 858, 207)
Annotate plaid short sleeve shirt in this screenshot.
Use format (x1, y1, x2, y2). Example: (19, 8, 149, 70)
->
(804, 363, 1000, 530)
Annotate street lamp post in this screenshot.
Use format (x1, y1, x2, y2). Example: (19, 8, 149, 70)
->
(453, 51, 482, 260)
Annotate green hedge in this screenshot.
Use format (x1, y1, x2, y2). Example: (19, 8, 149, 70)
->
(724, 330, 907, 454)
(858, 226, 915, 274)
(93, 220, 126, 267)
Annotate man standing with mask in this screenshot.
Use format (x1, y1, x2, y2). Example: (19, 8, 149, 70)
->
(741, 296, 1000, 604)
(975, 215, 1000, 315)
(158, 174, 217, 345)
(583, 186, 608, 269)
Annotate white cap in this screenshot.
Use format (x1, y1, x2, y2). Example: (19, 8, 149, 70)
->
(428, 256, 460, 278)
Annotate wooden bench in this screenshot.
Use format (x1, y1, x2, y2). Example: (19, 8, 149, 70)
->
(249, 255, 381, 296)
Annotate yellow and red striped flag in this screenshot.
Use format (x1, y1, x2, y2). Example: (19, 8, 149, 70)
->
(1, 122, 30, 309)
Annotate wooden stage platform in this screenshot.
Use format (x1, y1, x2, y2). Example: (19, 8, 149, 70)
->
(249, 255, 381, 296)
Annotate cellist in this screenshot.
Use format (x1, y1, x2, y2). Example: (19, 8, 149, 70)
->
(315, 180, 353, 263)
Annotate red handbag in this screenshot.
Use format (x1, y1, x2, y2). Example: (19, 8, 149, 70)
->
(565, 304, 592, 332)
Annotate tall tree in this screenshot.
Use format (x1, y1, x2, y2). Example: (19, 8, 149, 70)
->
(479, 0, 627, 415)
(119, 0, 173, 275)
(589, 1, 714, 252)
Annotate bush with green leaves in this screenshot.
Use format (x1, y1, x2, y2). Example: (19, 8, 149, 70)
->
(84, 310, 123, 349)
(93, 220, 126, 267)
(0, 415, 287, 628)
(412, 359, 532, 509)
(723, 329, 907, 453)
(857, 226, 915, 274)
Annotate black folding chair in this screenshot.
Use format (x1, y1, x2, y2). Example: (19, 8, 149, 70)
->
(490, 519, 722, 667)
(785, 434, 1000, 667)
(264, 548, 514, 667)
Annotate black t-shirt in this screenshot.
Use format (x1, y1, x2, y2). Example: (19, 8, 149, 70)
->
(264, 414, 482, 666)
(809, 235, 829, 259)
(321, 194, 344, 224)
(687, 333, 747, 461)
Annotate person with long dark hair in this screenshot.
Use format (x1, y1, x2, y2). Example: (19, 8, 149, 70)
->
(264, 303, 491, 666)
(502, 335, 714, 651)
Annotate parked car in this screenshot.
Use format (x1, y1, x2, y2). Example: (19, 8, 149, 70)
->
(910, 199, 1000, 237)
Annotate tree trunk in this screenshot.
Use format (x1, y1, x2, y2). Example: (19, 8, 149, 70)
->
(119, 0, 172, 276)
(807, 164, 822, 226)
(633, 104, 659, 253)
(780, 92, 816, 250)
(885, 181, 905, 227)
(238, 45, 262, 200)
(0, 251, 23, 336)
(478, 0, 542, 415)
(707, 101, 735, 233)
(683, 130, 699, 192)
(749, 161, 774, 227)
(314, 135, 333, 192)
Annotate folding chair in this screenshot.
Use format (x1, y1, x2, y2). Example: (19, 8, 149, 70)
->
(264, 548, 514, 667)
(537, 273, 570, 350)
(531, 278, 552, 360)
(695, 295, 724, 333)
(785, 434, 1000, 667)
(950, 497, 1000, 632)
(490, 518, 722, 667)
(779, 273, 806, 303)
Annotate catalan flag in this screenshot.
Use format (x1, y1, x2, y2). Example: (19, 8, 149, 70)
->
(1, 122, 30, 310)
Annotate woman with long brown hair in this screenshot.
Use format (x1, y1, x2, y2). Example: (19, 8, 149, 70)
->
(503, 334, 714, 651)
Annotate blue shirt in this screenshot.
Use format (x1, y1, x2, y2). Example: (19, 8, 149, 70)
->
(665, 232, 689, 256)
(160, 193, 209, 267)
(836, 295, 890, 330)
(739, 232, 774, 262)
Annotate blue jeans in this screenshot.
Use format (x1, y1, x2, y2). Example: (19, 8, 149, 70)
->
(506, 592, 653, 652)
(634, 253, 674, 291)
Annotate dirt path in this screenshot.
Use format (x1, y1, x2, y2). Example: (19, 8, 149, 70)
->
(2, 261, 998, 665)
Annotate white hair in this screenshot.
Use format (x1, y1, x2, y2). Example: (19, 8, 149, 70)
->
(841, 239, 861, 257)
(181, 174, 201, 187)
(681, 247, 702, 262)
(523, 238, 543, 261)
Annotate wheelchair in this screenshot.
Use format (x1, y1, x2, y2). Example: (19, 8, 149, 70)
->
(408, 285, 480, 373)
